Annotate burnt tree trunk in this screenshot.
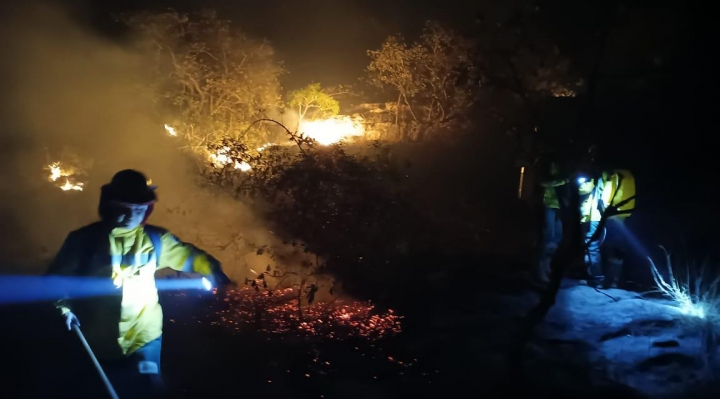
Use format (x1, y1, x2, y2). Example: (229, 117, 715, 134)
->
(509, 181, 583, 373)
(508, 0, 621, 370)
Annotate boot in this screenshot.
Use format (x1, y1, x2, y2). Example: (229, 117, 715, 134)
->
(604, 258, 623, 290)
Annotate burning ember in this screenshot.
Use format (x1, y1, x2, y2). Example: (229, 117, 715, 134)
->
(299, 116, 365, 146)
(213, 287, 402, 341)
(209, 147, 252, 172)
(47, 162, 84, 191)
(552, 87, 577, 97)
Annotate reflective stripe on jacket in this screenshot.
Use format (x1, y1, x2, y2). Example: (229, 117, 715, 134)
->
(578, 178, 603, 223)
(48, 222, 220, 358)
(601, 169, 636, 219)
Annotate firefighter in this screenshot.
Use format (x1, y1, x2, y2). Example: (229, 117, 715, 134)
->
(576, 170, 604, 287)
(598, 169, 636, 288)
(534, 156, 569, 287)
(47, 169, 232, 398)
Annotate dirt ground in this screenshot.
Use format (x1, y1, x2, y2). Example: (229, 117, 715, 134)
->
(8, 259, 715, 399)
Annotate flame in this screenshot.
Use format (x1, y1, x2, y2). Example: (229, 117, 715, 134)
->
(164, 124, 178, 137)
(209, 147, 252, 172)
(47, 162, 84, 191)
(164, 116, 365, 173)
(257, 143, 274, 152)
(49, 163, 63, 182)
(59, 180, 84, 191)
(299, 116, 365, 146)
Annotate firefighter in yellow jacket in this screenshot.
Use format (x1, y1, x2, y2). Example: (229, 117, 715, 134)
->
(597, 169, 636, 288)
(534, 158, 568, 286)
(577, 171, 604, 287)
(47, 169, 232, 398)
(577, 168, 636, 288)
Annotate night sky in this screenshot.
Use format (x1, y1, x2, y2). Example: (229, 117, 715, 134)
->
(65, 0, 515, 89)
(59, 0, 695, 95)
(1, 0, 698, 179)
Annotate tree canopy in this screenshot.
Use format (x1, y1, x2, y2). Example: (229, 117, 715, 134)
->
(287, 83, 340, 124)
(124, 10, 285, 148)
(366, 21, 477, 141)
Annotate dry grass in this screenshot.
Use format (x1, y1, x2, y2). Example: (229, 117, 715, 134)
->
(647, 246, 720, 322)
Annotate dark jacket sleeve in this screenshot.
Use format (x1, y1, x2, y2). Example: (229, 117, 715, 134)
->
(46, 231, 83, 314)
(46, 231, 82, 277)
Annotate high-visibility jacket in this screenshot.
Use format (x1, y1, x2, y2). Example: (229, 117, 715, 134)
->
(578, 170, 636, 223)
(539, 162, 568, 209)
(48, 222, 222, 359)
(541, 178, 568, 209)
(601, 169, 636, 219)
(578, 178, 603, 223)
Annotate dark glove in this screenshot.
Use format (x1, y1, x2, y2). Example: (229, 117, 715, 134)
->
(208, 270, 232, 288)
(206, 257, 233, 288)
(597, 199, 606, 213)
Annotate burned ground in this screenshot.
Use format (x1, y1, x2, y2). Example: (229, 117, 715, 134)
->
(2, 253, 719, 399)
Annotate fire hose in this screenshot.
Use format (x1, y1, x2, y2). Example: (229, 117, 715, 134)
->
(72, 324, 120, 399)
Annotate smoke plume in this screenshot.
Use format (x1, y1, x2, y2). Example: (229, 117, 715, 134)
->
(0, 2, 299, 283)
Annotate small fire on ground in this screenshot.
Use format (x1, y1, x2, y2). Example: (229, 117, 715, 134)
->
(163, 116, 364, 173)
(208, 147, 252, 172)
(163, 124, 178, 137)
(47, 162, 84, 191)
(212, 286, 402, 341)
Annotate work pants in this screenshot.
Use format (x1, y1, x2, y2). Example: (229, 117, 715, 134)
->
(583, 221, 603, 282)
(536, 207, 563, 283)
(601, 218, 629, 285)
(101, 337, 166, 399)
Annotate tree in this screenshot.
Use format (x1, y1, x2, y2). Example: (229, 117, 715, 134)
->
(123, 10, 285, 151)
(203, 119, 417, 286)
(366, 22, 477, 141)
(472, 5, 585, 160)
(287, 83, 340, 126)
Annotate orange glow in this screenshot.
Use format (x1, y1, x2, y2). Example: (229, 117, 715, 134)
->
(210, 286, 402, 341)
(299, 116, 365, 146)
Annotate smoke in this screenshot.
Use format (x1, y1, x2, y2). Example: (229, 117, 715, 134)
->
(0, 2, 311, 284)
